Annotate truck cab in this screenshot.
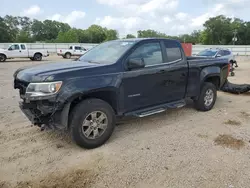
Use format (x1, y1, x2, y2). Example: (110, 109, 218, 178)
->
(6, 44, 28, 58)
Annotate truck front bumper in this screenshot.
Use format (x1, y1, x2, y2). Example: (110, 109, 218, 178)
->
(19, 100, 70, 130)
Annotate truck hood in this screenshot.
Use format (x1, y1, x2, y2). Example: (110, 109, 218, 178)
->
(14, 61, 104, 82)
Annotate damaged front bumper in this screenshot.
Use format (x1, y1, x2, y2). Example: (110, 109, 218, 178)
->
(19, 99, 70, 130)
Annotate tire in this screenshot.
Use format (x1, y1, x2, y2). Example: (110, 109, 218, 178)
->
(33, 53, 42, 61)
(0, 54, 6, 62)
(194, 82, 217, 111)
(70, 98, 115, 149)
(231, 72, 235, 76)
(65, 53, 71, 59)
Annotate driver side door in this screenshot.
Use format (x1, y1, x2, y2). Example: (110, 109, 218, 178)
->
(7, 44, 21, 58)
(120, 41, 168, 113)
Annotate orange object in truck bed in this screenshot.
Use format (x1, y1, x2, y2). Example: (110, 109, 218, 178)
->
(181, 43, 192, 56)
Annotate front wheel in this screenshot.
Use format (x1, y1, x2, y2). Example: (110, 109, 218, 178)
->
(70, 99, 115, 149)
(194, 82, 217, 111)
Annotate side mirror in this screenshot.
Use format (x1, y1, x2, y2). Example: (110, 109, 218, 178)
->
(127, 58, 145, 70)
(8, 48, 12, 51)
(216, 54, 222, 57)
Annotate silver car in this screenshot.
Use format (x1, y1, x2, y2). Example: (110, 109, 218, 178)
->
(196, 48, 238, 67)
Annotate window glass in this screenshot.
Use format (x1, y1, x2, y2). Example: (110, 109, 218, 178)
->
(14, 45, 20, 50)
(21, 45, 26, 50)
(165, 41, 182, 62)
(69, 46, 73, 50)
(223, 50, 231, 55)
(75, 46, 81, 50)
(128, 42, 163, 66)
(217, 50, 224, 56)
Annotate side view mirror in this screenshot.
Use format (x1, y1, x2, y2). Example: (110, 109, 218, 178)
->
(127, 58, 145, 70)
(8, 48, 13, 51)
(216, 54, 222, 57)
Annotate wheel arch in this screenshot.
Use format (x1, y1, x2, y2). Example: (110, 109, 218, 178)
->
(60, 89, 119, 129)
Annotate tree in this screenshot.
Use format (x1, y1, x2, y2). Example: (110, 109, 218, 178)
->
(56, 29, 78, 43)
(16, 30, 33, 42)
(0, 17, 12, 42)
(203, 15, 232, 45)
(104, 29, 118, 41)
(126, 34, 136, 38)
(86, 25, 107, 43)
(3, 15, 20, 41)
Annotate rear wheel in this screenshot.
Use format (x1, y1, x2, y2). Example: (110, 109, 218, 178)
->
(70, 99, 115, 149)
(194, 82, 217, 111)
(65, 53, 71, 59)
(0, 54, 6, 62)
(33, 53, 42, 61)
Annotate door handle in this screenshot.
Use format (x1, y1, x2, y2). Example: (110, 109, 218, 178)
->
(19, 51, 21, 52)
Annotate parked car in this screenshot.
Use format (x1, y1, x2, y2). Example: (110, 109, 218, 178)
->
(14, 38, 230, 149)
(57, 45, 88, 59)
(196, 48, 238, 66)
(0, 44, 49, 62)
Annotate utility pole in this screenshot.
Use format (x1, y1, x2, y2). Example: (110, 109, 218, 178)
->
(232, 29, 237, 45)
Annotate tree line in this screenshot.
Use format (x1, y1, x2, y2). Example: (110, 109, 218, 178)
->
(1, 15, 250, 45)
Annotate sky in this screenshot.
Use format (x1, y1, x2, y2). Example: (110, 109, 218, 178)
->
(1, 0, 250, 37)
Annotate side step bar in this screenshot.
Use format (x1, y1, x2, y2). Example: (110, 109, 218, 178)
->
(125, 100, 186, 118)
(137, 108, 165, 118)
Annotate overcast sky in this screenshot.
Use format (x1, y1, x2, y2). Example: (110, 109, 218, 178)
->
(1, 0, 249, 37)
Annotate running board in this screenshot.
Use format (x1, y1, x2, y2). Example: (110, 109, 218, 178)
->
(137, 108, 165, 117)
(125, 100, 186, 118)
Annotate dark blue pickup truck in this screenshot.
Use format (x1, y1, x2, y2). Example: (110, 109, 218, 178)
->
(14, 38, 230, 149)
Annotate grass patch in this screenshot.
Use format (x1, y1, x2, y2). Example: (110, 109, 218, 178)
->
(224, 119, 241, 126)
(214, 134, 245, 150)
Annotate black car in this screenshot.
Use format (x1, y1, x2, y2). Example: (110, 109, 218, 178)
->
(14, 38, 230, 149)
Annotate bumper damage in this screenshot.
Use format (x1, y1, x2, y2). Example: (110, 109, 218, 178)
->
(19, 100, 70, 130)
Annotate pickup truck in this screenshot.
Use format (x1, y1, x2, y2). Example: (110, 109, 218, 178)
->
(57, 45, 88, 59)
(0, 44, 49, 62)
(13, 38, 230, 149)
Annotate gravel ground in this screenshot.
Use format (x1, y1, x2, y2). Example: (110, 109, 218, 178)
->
(0, 55, 250, 188)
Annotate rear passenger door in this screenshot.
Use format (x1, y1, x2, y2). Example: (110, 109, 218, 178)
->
(163, 40, 188, 101)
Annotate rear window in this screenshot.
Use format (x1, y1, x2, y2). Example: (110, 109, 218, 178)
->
(75, 46, 81, 50)
(165, 41, 182, 62)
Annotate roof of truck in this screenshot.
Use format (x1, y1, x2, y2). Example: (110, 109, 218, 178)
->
(114, 38, 180, 43)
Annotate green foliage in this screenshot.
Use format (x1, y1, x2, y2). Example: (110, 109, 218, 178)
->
(125, 34, 136, 38)
(1, 14, 250, 45)
(56, 29, 78, 43)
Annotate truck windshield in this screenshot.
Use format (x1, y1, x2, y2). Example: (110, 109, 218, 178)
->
(197, 50, 217, 57)
(79, 41, 135, 64)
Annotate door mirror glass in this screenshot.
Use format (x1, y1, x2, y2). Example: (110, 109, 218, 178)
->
(127, 58, 145, 70)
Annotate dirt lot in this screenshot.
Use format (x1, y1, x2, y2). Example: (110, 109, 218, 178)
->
(0, 55, 250, 188)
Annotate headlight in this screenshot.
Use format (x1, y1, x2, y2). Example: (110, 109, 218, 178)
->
(26, 81, 62, 97)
